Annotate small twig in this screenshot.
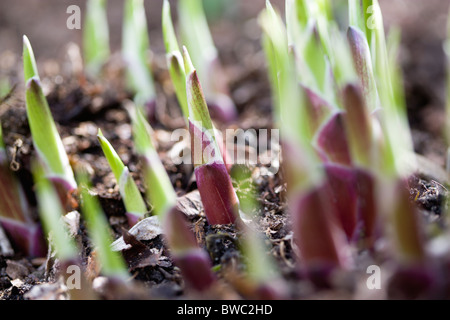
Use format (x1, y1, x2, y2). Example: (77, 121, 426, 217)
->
(10, 138, 23, 171)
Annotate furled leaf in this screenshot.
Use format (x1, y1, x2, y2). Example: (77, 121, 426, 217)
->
(77, 170, 129, 279)
(0, 124, 45, 257)
(123, 0, 156, 110)
(32, 160, 78, 261)
(347, 26, 379, 111)
(83, 0, 110, 76)
(128, 105, 177, 220)
(97, 129, 147, 225)
(23, 37, 77, 192)
(179, 0, 237, 123)
(183, 48, 240, 225)
(162, 0, 189, 121)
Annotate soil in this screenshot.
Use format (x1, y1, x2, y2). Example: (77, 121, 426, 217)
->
(1, 0, 450, 300)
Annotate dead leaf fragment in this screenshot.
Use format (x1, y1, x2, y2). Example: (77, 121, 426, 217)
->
(176, 190, 204, 219)
(121, 229, 160, 271)
(6, 259, 33, 280)
(111, 216, 163, 251)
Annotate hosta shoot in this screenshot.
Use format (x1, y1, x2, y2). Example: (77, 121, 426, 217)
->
(33, 159, 98, 300)
(83, 0, 110, 76)
(260, 2, 352, 279)
(162, 0, 189, 121)
(33, 160, 78, 261)
(128, 104, 216, 292)
(127, 105, 177, 220)
(77, 168, 129, 280)
(178, 0, 237, 123)
(97, 129, 147, 226)
(183, 47, 240, 225)
(122, 0, 156, 116)
(23, 36, 77, 195)
(0, 123, 46, 257)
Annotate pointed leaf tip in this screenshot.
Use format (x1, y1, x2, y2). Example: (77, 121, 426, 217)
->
(23, 36, 39, 82)
(183, 46, 195, 75)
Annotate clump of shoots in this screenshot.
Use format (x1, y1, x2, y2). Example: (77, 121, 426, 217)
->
(178, 0, 237, 123)
(83, 0, 110, 76)
(77, 167, 129, 280)
(128, 104, 216, 292)
(0, 122, 46, 257)
(33, 160, 96, 300)
(360, 1, 425, 267)
(97, 129, 147, 226)
(260, 2, 353, 283)
(368, 5, 434, 296)
(271, 0, 429, 293)
(183, 47, 240, 225)
(23, 36, 77, 202)
(122, 0, 156, 119)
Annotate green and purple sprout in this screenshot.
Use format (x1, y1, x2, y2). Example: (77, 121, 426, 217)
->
(183, 47, 241, 225)
(178, 0, 237, 123)
(33, 160, 96, 300)
(260, 2, 353, 284)
(163, 0, 234, 171)
(0, 123, 46, 257)
(23, 36, 77, 203)
(128, 104, 217, 292)
(97, 129, 148, 226)
(260, 0, 432, 293)
(77, 168, 129, 280)
(127, 105, 177, 220)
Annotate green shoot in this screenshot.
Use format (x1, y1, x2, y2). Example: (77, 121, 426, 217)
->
(23, 35, 39, 81)
(348, 0, 364, 32)
(183, 47, 240, 225)
(260, 3, 322, 192)
(127, 103, 217, 291)
(32, 160, 78, 262)
(77, 169, 129, 279)
(83, 0, 110, 76)
(162, 0, 189, 121)
(23, 36, 77, 193)
(370, 0, 414, 179)
(127, 105, 177, 221)
(97, 129, 147, 226)
(0, 122, 46, 257)
(178, 0, 217, 92)
(179, 0, 237, 122)
(122, 0, 156, 112)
